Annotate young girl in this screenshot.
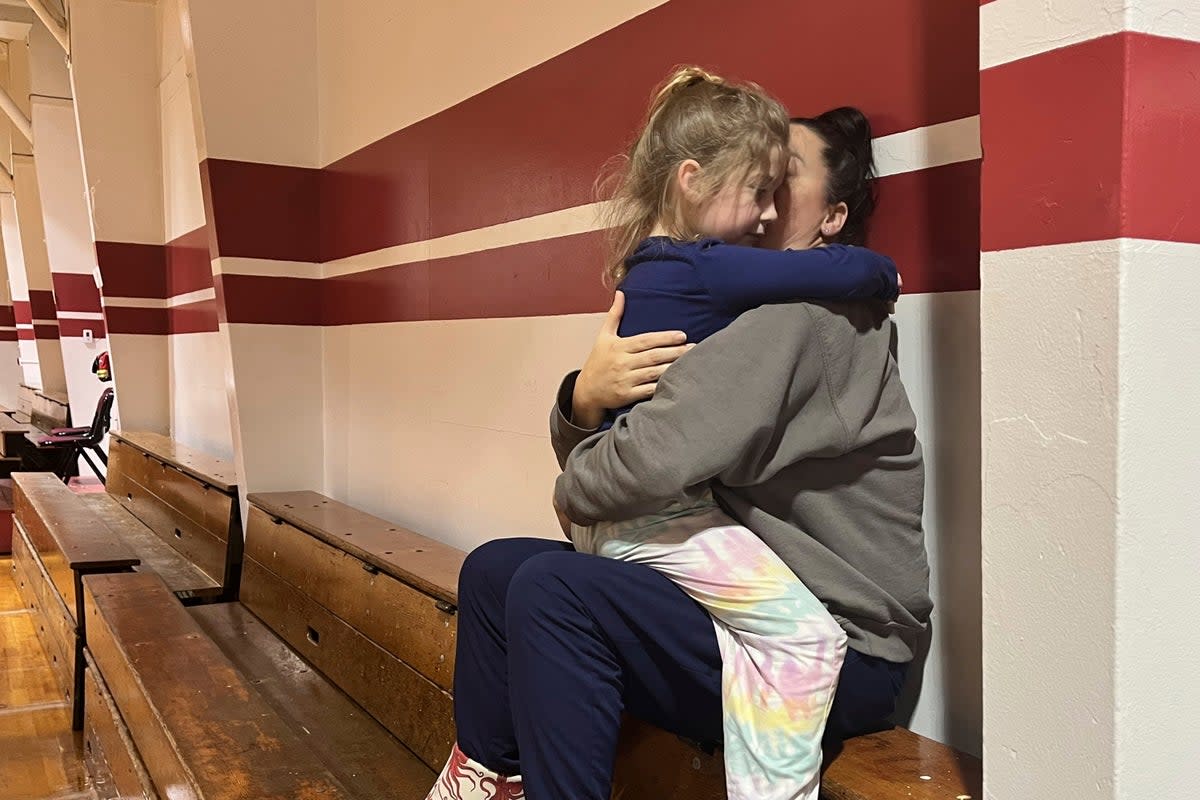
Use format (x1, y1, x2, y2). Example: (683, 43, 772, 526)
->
(566, 67, 898, 800)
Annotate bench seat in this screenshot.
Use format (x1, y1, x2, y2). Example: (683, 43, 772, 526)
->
(80, 492, 221, 600)
(84, 570, 433, 799)
(190, 601, 437, 796)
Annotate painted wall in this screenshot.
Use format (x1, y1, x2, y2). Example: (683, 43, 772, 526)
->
(315, 0, 983, 751)
(70, 0, 234, 458)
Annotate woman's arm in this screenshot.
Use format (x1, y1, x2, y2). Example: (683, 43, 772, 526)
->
(550, 292, 691, 462)
(554, 304, 847, 525)
(696, 243, 899, 313)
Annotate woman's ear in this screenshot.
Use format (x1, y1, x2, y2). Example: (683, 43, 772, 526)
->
(820, 201, 849, 239)
(676, 159, 704, 203)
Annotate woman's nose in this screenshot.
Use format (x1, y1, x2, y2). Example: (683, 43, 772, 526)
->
(761, 201, 779, 224)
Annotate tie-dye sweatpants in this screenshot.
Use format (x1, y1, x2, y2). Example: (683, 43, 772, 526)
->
(572, 495, 847, 800)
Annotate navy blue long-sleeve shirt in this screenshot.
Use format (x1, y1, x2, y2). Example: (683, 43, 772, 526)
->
(605, 236, 899, 426)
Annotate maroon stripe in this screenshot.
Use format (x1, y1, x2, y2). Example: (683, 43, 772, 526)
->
(13, 301, 31, 325)
(1122, 34, 1200, 246)
(169, 300, 219, 334)
(201, 159, 319, 262)
(982, 33, 1200, 251)
(871, 160, 981, 294)
(217, 273, 323, 326)
(59, 318, 107, 339)
(17, 328, 33, 340)
(104, 306, 169, 336)
(52, 273, 102, 313)
(218, 156, 979, 325)
(34, 323, 59, 340)
(201, 0, 977, 264)
(166, 226, 215, 296)
(29, 290, 56, 320)
(95, 240, 168, 299)
(0, 305, 13, 327)
(0, 330, 16, 342)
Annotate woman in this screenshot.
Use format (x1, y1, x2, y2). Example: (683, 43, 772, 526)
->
(425, 109, 932, 800)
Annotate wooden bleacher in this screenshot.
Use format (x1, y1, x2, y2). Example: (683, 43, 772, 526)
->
(10, 433, 242, 735)
(68, 489, 981, 799)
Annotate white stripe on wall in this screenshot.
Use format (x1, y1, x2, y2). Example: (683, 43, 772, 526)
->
(981, 0, 1200, 71)
(56, 311, 106, 320)
(104, 287, 217, 309)
(220, 116, 983, 281)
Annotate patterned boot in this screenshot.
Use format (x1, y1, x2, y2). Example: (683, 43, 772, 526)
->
(425, 742, 525, 800)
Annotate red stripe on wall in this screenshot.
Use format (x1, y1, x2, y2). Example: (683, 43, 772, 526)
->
(216, 273, 323, 326)
(34, 323, 59, 340)
(104, 306, 168, 336)
(0, 330, 16, 342)
(13, 301, 31, 325)
(982, 33, 1200, 251)
(52, 273, 102, 313)
(58, 318, 107, 339)
(0, 305, 14, 327)
(1121, 34, 1200, 246)
(201, 159, 319, 262)
(29, 290, 56, 320)
(95, 240, 168, 298)
(217, 155, 979, 325)
(96, 229, 214, 300)
(202, 0, 977, 264)
(167, 226, 216, 296)
(17, 328, 33, 340)
(170, 299, 220, 334)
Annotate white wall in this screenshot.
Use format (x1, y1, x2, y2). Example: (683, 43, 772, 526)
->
(315, 0, 667, 164)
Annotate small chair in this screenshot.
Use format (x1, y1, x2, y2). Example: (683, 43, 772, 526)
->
(34, 388, 114, 484)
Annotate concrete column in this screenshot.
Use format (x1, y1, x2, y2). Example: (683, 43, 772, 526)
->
(980, 1, 1200, 797)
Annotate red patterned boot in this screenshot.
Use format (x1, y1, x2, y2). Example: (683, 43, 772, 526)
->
(425, 742, 525, 800)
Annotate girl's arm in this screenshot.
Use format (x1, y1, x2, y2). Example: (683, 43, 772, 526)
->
(695, 243, 899, 313)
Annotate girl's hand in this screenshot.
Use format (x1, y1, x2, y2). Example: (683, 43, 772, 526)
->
(571, 291, 692, 429)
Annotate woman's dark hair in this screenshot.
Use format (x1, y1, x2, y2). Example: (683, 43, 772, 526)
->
(789, 107, 877, 246)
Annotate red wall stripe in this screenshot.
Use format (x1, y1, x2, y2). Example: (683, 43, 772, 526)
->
(0, 305, 14, 327)
(96, 228, 214, 300)
(170, 299, 220, 334)
(17, 328, 32, 340)
(218, 155, 979, 325)
(0, 330, 16, 342)
(201, 159, 320, 262)
(201, 0, 977, 265)
(105, 306, 168, 336)
(52, 273, 102, 313)
(29, 290, 56, 320)
(982, 33, 1200, 251)
(95, 240, 168, 298)
(1121, 34, 1200, 246)
(59, 318, 107, 339)
(33, 323, 59, 340)
(166, 226, 215, 296)
(13, 301, 31, 325)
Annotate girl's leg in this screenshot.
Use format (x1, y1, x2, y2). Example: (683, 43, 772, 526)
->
(596, 515, 847, 800)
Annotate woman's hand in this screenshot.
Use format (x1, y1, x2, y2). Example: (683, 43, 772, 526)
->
(571, 291, 693, 429)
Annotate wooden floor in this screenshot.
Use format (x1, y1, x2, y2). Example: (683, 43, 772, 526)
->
(0, 557, 93, 800)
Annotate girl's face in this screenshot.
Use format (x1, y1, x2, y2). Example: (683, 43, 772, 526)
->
(690, 148, 786, 246)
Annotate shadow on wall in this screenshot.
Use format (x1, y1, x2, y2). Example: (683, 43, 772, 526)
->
(892, 0, 982, 758)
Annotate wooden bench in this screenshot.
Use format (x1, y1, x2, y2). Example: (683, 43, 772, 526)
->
(79, 495, 457, 797)
(9, 473, 140, 730)
(80, 489, 981, 799)
(0, 413, 31, 475)
(32, 388, 71, 433)
(103, 430, 242, 600)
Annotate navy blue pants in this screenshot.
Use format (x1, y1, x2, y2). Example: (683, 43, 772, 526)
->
(454, 538, 907, 800)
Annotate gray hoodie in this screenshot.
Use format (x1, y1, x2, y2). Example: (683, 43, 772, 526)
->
(552, 300, 931, 663)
